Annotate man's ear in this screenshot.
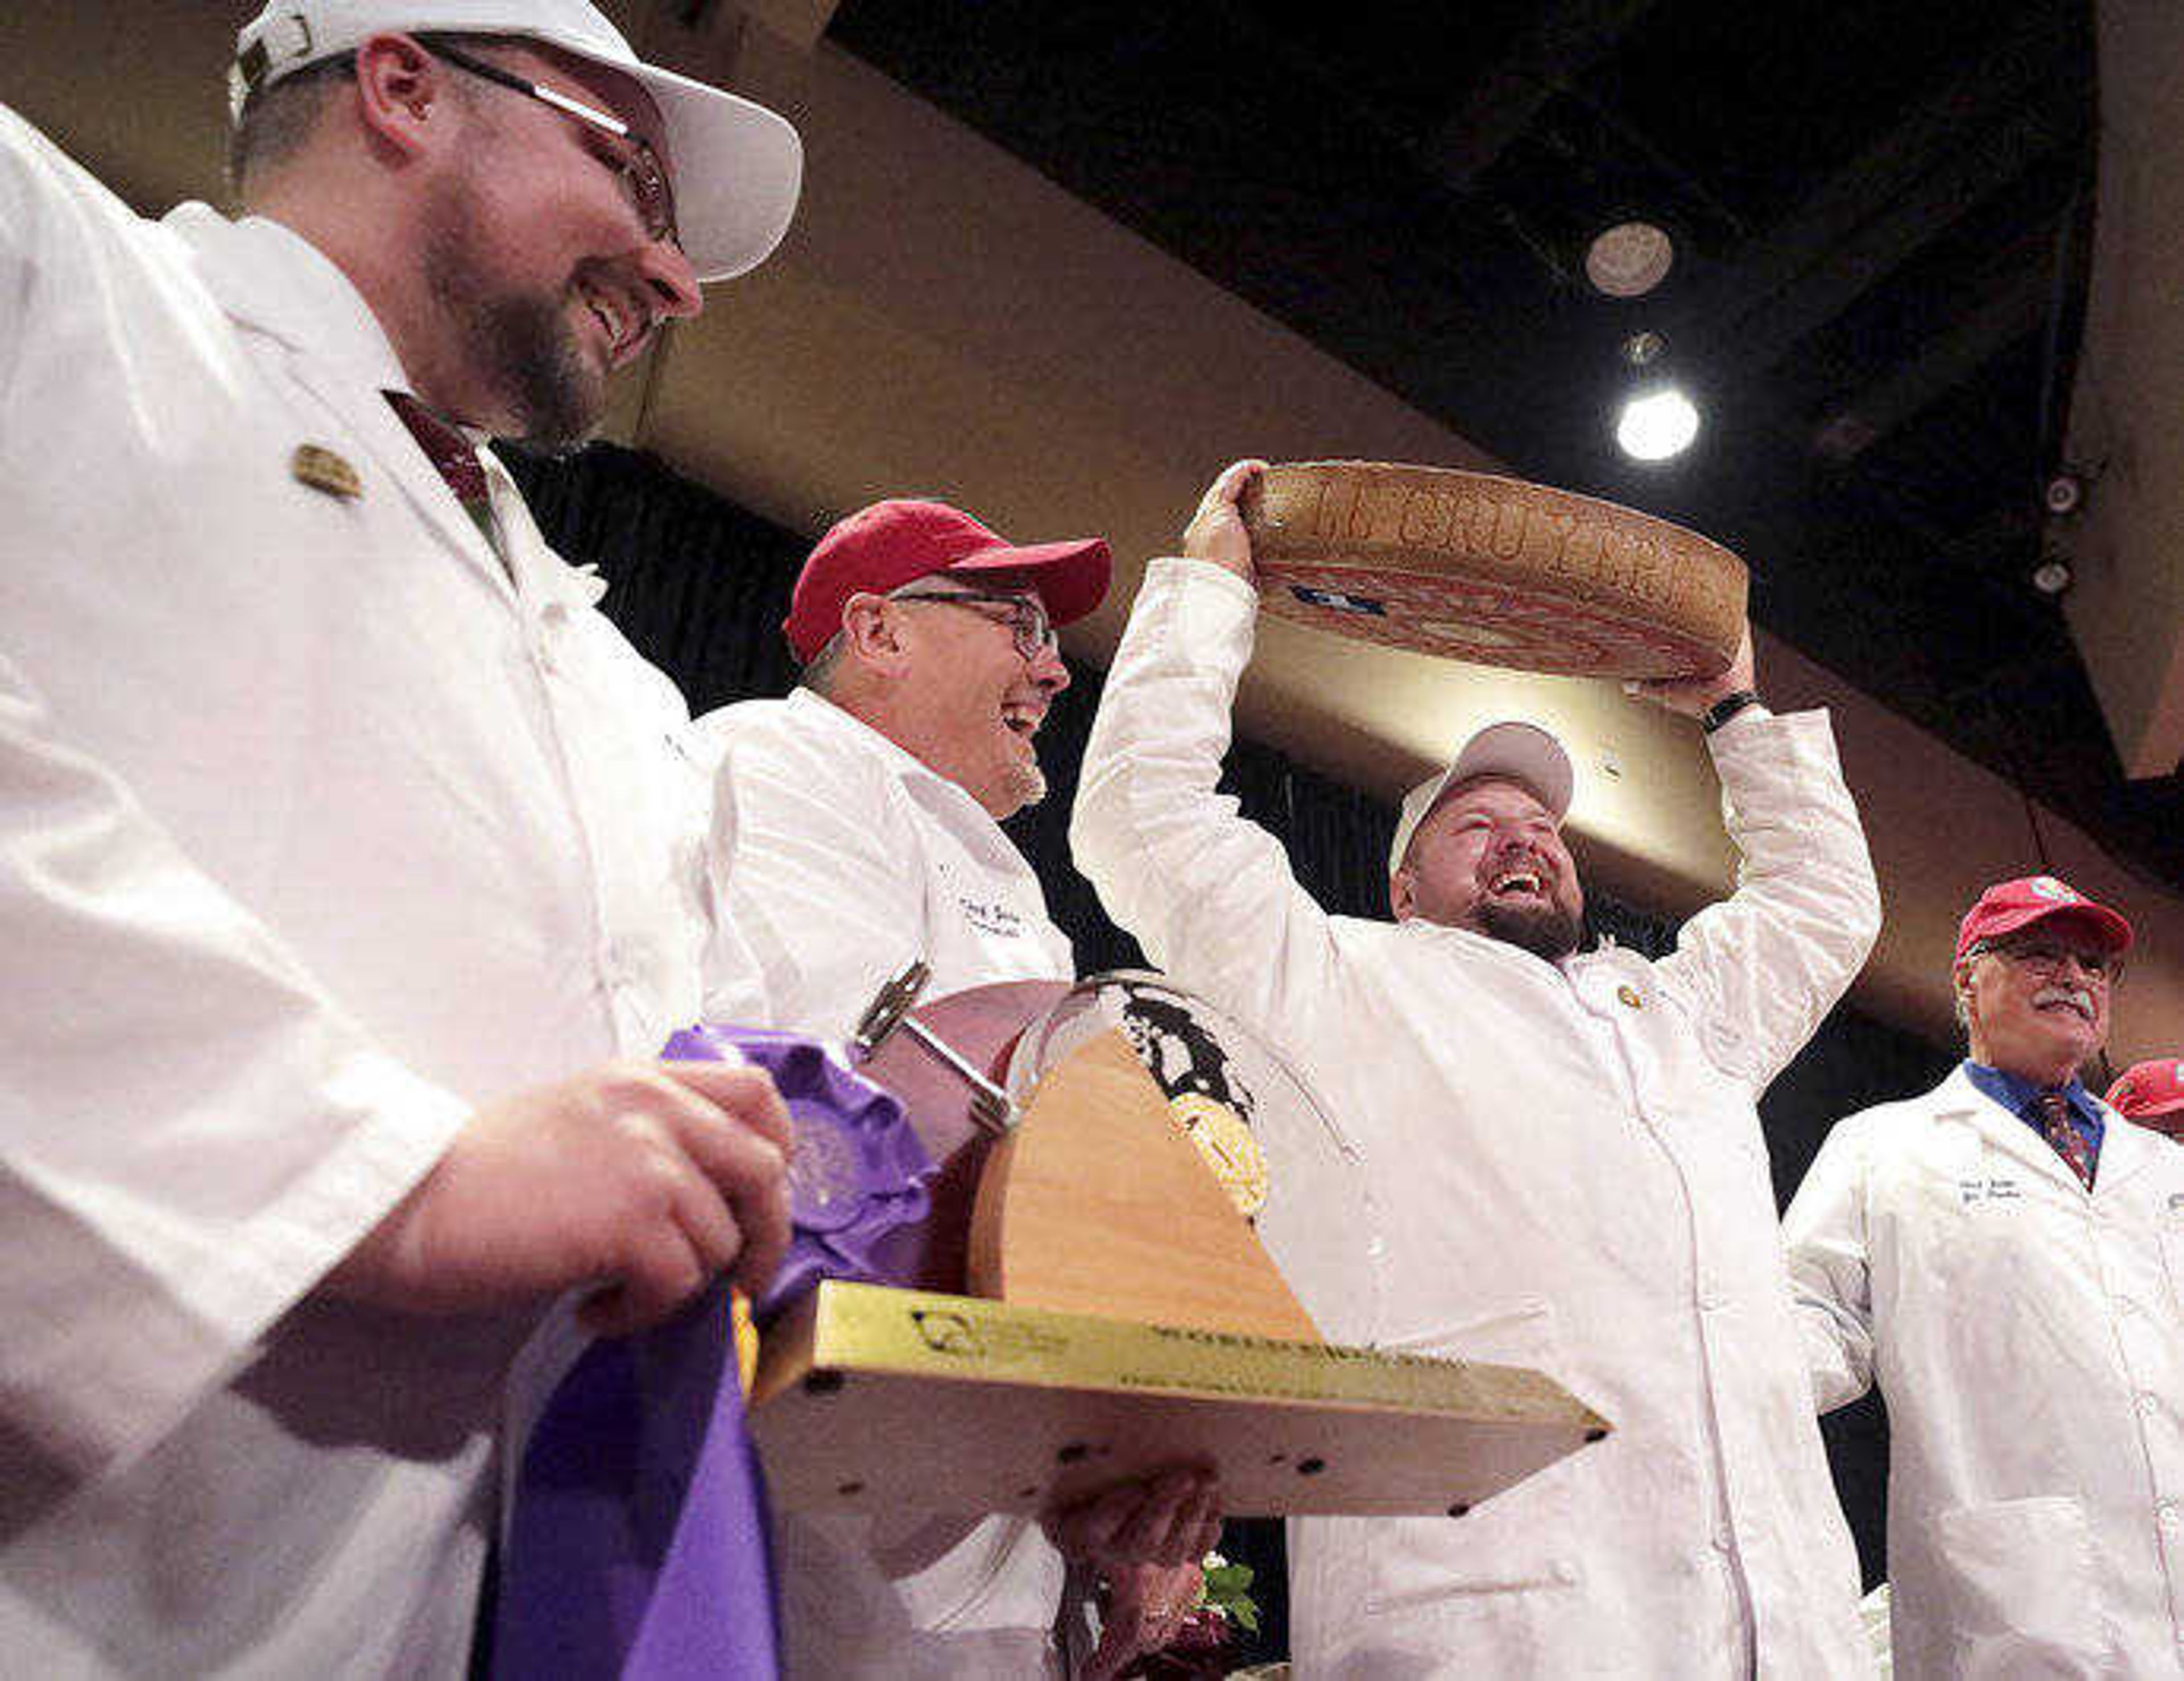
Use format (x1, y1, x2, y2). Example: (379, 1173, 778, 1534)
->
(353, 34, 446, 157)
(1389, 866, 1414, 922)
(839, 593, 910, 671)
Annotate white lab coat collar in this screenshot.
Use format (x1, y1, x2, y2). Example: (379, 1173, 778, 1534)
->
(162, 202, 515, 595)
(783, 687, 1006, 829)
(1391, 910, 1641, 997)
(164, 204, 410, 385)
(1930, 1061, 2154, 1194)
(784, 686, 926, 773)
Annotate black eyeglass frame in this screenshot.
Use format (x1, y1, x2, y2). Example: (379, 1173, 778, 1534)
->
(1963, 935, 2125, 985)
(427, 42, 680, 248)
(887, 586, 1060, 663)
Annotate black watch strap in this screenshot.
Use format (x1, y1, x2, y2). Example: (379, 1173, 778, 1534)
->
(1701, 688, 1764, 733)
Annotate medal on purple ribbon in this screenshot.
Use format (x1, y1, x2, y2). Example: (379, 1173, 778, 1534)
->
(661, 1026, 936, 1316)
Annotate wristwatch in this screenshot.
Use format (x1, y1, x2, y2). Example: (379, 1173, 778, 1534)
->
(1700, 688, 1764, 734)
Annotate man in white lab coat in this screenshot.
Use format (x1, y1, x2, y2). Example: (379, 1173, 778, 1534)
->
(1784, 875, 2184, 1677)
(1, 3, 805, 1672)
(702, 497, 1219, 1678)
(702, 498, 1106, 1040)
(1069, 459, 1881, 1676)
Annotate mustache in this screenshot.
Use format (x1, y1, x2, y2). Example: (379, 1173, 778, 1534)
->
(2033, 984, 2095, 1020)
(1477, 842, 1555, 880)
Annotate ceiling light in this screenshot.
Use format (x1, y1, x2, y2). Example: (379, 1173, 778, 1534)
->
(1586, 221, 1674, 298)
(1616, 386, 1700, 461)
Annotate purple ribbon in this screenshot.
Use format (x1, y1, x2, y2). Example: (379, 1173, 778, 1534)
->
(495, 1285, 778, 1679)
(494, 1027, 933, 1679)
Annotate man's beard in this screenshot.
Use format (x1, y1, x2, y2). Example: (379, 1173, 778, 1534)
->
(468, 291, 598, 454)
(420, 195, 602, 453)
(1475, 897, 1582, 961)
(1003, 758, 1048, 814)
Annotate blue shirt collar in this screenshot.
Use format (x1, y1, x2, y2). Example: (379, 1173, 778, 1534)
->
(1962, 1060, 2104, 1134)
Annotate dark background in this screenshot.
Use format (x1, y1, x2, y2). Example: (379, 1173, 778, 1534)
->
(514, 440, 1959, 1657)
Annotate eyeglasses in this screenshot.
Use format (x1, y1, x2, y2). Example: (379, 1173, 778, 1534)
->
(429, 43, 680, 248)
(890, 587, 1058, 662)
(1968, 937, 2123, 985)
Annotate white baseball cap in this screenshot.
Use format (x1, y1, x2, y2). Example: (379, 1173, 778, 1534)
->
(233, 0, 802, 282)
(1389, 721, 1575, 875)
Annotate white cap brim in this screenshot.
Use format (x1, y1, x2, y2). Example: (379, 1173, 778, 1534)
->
(616, 57, 800, 282)
(1389, 721, 1575, 875)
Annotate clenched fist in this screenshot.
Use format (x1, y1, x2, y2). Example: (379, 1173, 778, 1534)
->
(1182, 459, 1268, 584)
(324, 1059, 793, 1335)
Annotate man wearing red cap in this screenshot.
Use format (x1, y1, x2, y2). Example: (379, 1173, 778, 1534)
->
(3, 6, 802, 1674)
(1073, 461, 1883, 1676)
(1784, 874, 2184, 1676)
(2109, 1056, 2184, 1141)
(703, 498, 1109, 1043)
(698, 500, 1211, 1678)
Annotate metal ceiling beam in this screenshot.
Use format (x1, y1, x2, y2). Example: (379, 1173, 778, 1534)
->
(1814, 261, 2051, 462)
(1416, 0, 1661, 189)
(1672, 2, 2080, 365)
(1704, 100, 2079, 374)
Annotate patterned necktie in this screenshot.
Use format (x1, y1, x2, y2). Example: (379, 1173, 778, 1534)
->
(384, 391, 497, 542)
(2033, 1089, 2095, 1189)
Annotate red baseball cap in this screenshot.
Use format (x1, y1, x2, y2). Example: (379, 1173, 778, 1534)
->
(1953, 874, 2133, 963)
(2106, 1057, 2184, 1121)
(783, 499, 1111, 663)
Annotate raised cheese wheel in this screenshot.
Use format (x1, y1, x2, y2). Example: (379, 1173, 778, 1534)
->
(1240, 460, 1747, 680)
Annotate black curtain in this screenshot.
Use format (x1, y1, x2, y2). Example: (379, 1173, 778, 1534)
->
(514, 440, 1956, 1620)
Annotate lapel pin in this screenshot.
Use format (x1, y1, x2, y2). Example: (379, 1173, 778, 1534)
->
(291, 444, 362, 500)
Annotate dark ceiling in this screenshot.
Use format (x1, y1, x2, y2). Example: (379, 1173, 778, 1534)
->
(828, 0, 2184, 895)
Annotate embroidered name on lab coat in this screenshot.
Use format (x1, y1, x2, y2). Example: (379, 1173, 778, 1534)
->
(960, 897, 1028, 939)
(1958, 1177, 2021, 1207)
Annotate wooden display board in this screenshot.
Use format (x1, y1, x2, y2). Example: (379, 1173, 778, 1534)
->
(753, 1281, 1608, 1517)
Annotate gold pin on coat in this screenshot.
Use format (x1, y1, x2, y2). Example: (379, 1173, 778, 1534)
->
(291, 444, 362, 499)
(1616, 984, 1644, 1009)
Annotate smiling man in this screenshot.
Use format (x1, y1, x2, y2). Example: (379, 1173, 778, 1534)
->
(1784, 875, 2184, 1678)
(1071, 459, 1883, 1676)
(699, 501, 1215, 1678)
(1387, 729, 1586, 957)
(2, 3, 803, 1674)
(702, 500, 1107, 1039)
